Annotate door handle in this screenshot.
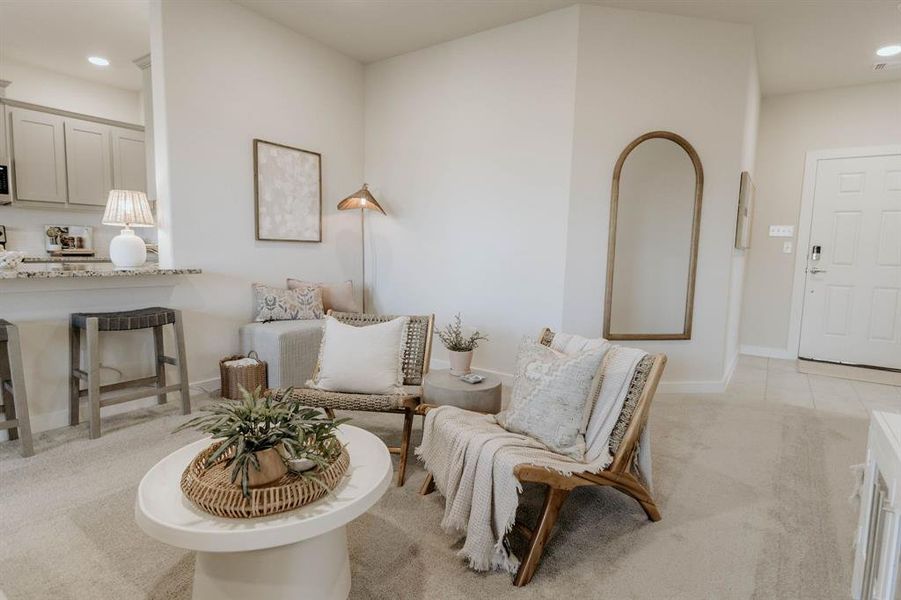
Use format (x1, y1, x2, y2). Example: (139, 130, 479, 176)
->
(807, 267, 827, 274)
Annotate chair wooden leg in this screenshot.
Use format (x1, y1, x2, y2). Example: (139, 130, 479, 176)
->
(396, 409, 414, 487)
(6, 326, 33, 457)
(638, 498, 662, 522)
(86, 318, 101, 440)
(172, 311, 191, 415)
(2, 338, 18, 440)
(419, 471, 435, 496)
(513, 486, 570, 587)
(152, 325, 167, 405)
(617, 474, 661, 522)
(3, 378, 17, 441)
(69, 323, 81, 426)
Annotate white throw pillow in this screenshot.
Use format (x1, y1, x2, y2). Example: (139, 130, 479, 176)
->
(308, 315, 409, 394)
(497, 337, 608, 460)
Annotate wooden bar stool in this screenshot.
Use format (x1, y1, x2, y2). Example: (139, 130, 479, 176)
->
(69, 307, 191, 439)
(1, 320, 34, 457)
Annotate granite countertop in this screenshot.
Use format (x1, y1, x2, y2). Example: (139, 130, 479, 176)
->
(1, 263, 201, 279)
(23, 256, 117, 263)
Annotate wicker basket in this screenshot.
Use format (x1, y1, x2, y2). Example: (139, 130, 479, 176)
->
(219, 351, 268, 399)
(181, 441, 350, 518)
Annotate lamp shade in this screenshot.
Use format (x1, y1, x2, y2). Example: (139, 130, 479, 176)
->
(337, 184, 386, 214)
(102, 190, 155, 228)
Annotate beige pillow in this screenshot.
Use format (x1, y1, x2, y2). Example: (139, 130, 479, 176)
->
(253, 284, 323, 322)
(497, 337, 608, 460)
(307, 315, 409, 394)
(287, 279, 360, 313)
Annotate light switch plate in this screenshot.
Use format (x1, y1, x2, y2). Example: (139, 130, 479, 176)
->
(769, 225, 795, 238)
(782, 241, 793, 254)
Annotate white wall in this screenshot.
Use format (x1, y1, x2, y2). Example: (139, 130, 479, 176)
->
(151, 0, 364, 385)
(725, 54, 760, 369)
(741, 81, 901, 353)
(364, 7, 580, 372)
(561, 6, 757, 388)
(366, 5, 759, 390)
(0, 58, 143, 124)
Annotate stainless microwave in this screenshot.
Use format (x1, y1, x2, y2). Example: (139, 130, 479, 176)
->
(0, 164, 9, 204)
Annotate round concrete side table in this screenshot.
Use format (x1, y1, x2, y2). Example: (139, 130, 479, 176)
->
(423, 369, 502, 414)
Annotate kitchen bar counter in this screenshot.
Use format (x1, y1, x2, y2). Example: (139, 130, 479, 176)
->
(1, 263, 201, 279)
(21, 256, 130, 264)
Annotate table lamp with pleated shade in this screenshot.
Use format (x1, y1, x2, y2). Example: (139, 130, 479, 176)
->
(337, 184, 386, 312)
(102, 189, 154, 269)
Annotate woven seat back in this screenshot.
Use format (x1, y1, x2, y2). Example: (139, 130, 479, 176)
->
(329, 311, 434, 386)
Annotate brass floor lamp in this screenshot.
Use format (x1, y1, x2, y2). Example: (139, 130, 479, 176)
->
(337, 184, 386, 313)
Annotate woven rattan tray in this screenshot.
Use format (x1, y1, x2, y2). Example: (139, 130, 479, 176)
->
(181, 442, 350, 518)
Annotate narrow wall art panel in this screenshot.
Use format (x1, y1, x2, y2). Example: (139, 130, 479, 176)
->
(254, 139, 322, 242)
(735, 171, 755, 249)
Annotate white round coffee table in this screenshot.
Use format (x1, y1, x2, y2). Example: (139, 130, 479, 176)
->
(135, 425, 392, 600)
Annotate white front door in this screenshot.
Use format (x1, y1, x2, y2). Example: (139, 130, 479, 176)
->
(799, 152, 901, 370)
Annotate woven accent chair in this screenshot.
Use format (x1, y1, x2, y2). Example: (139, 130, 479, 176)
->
(419, 328, 666, 586)
(287, 311, 434, 487)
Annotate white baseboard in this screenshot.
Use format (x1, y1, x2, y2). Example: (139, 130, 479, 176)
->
(740, 344, 797, 360)
(26, 376, 220, 434)
(658, 352, 737, 394)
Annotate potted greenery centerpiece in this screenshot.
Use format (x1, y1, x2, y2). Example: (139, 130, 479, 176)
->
(176, 386, 345, 498)
(437, 313, 488, 376)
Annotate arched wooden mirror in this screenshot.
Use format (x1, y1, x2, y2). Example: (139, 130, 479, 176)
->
(603, 131, 703, 341)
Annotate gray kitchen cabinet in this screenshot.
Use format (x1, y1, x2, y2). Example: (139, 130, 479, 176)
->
(64, 118, 112, 207)
(9, 107, 67, 204)
(111, 126, 146, 193)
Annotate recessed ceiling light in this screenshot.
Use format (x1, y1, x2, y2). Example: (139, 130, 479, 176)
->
(87, 56, 110, 66)
(876, 45, 901, 57)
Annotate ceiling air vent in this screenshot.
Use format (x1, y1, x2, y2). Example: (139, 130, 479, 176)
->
(874, 61, 901, 71)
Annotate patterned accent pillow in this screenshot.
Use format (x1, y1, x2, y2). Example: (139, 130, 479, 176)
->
(287, 279, 360, 313)
(253, 284, 323, 322)
(497, 337, 608, 460)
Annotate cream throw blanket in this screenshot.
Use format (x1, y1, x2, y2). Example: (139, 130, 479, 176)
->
(416, 344, 648, 573)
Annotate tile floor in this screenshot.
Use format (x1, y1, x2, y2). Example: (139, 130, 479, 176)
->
(708, 355, 901, 418)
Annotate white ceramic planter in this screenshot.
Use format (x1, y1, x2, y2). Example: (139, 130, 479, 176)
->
(448, 350, 473, 376)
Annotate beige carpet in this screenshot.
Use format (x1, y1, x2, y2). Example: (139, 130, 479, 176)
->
(0, 391, 867, 599)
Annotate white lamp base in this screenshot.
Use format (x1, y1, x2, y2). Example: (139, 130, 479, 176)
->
(109, 228, 146, 269)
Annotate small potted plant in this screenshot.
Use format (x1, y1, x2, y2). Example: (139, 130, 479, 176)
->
(437, 313, 487, 376)
(176, 386, 345, 498)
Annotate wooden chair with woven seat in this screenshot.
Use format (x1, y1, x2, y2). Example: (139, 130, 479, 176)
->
(286, 311, 434, 487)
(419, 328, 666, 586)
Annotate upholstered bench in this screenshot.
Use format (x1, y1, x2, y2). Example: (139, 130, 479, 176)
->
(239, 319, 324, 389)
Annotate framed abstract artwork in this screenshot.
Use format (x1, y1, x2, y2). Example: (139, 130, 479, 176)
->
(735, 171, 755, 250)
(253, 139, 322, 242)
